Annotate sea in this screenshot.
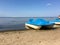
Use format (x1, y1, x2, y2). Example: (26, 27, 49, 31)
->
(0, 17, 57, 31)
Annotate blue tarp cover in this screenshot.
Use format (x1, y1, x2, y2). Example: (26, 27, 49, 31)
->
(50, 18, 60, 23)
(26, 18, 54, 26)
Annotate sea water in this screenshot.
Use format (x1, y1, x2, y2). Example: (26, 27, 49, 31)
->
(0, 17, 56, 31)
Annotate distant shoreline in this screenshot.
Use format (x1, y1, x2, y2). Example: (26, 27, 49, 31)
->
(0, 17, 57, 18)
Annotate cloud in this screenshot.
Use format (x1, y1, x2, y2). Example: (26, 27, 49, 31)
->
(47, 3, 52, 6)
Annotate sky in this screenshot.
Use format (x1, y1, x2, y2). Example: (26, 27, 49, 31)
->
(0, 0, 60, 17)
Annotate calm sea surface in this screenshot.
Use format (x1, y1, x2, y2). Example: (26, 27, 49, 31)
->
(0, 17, 57, 31)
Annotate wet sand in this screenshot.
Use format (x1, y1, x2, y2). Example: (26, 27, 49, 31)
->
(0, 28, 60, 45)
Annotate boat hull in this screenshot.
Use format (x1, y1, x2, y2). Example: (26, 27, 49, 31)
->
(25, 23, 41, 30)
(53, 22, 60, 28)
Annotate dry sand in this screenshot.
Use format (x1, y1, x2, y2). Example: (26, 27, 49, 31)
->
(0, 28, 60, 45)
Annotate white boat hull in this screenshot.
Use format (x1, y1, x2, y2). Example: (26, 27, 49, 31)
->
(53, 22, 60, 28)
(25, 23, 41, 30)
(53, 25, 60, 28)
(55, 22, 60, 24)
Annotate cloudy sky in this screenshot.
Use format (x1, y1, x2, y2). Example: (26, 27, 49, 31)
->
(0, 0, 60, 17)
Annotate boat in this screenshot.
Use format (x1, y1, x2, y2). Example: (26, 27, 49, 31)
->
(25, 18, 54, 30)
(50, 15, 60, 28)
(25, 19, 40, 30)
(51, 18, 60, 28)
(58, 15, 60, 19)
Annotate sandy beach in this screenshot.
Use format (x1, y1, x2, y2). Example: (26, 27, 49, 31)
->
(0, 28, 60, 45)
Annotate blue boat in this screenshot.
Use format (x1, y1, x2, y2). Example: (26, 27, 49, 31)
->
(25, 18, 54, 30)
(50, 18, 60, 28)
